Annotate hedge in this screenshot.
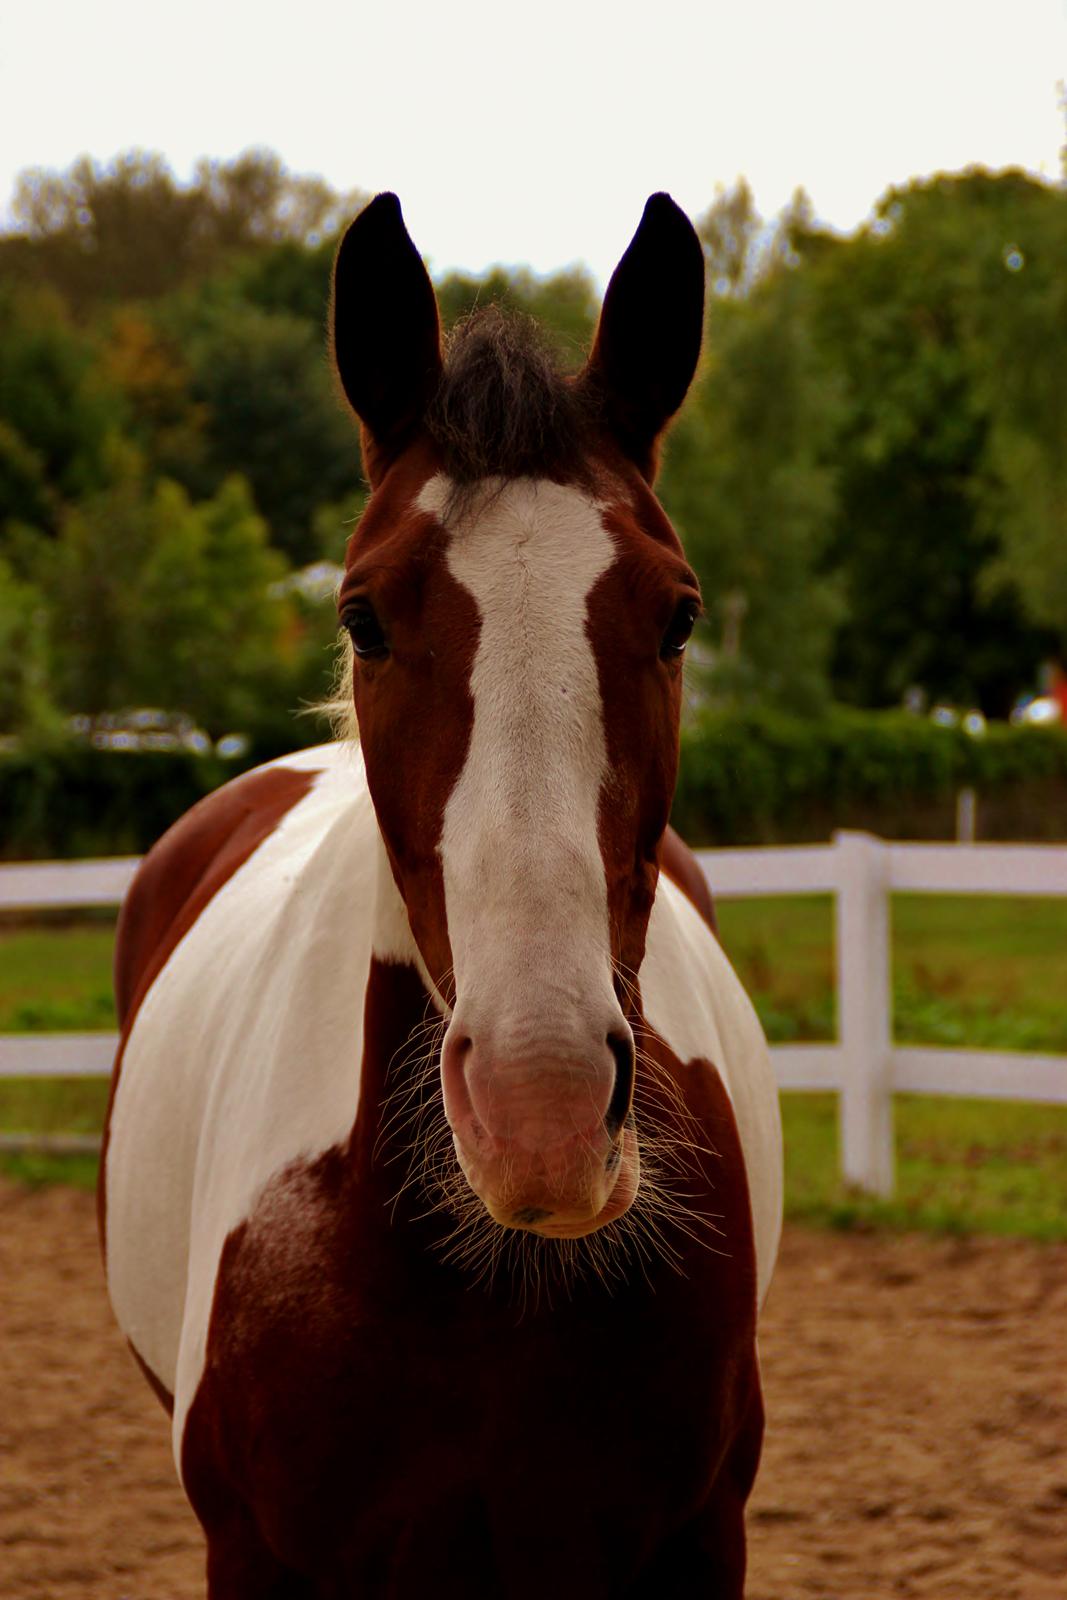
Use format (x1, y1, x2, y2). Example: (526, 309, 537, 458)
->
(3, 709, 1067, 860)
(0, 735, 286, 861)
(673, 706, 1067, 845)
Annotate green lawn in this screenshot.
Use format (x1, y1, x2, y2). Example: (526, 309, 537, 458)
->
(2, 899, 1065, 1237)
(780, 1093, 1067, 1240)
(0, 917, 116, 1034)
(718, 893, 1067, 1052)
(0, 915, 115, 1188)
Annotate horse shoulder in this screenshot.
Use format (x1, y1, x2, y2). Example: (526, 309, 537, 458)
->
(103, 744, 379, 1419)
(113, 752, 327, 1028)
(658, 823, 718, 936)
(640, 872, 783, 1306)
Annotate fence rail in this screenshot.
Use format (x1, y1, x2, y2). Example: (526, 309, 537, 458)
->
(2, 835, 1066, 1192)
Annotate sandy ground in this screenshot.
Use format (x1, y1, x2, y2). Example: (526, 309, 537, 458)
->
(1, 1179, 1064, 1599)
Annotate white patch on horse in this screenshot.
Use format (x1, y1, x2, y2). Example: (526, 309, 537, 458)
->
(104, 744, 427, 1479)
(639, 875, 783, 1307)
(418, 474, 623, 1060)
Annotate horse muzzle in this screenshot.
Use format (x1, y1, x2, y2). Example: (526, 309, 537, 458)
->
(440, 1021, 639, 1236)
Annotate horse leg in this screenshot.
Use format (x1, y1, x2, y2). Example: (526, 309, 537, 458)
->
(629, 1488, 748, 1599)
(631, 1371, 764, 1599)
(204, 1504, 315, 1600)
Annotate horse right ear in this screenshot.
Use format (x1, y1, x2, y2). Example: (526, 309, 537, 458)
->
(581, 193, 705, 482)
(331, 193, 442, 480)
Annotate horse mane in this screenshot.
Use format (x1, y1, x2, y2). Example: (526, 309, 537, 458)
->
(426, 306, 597, 490)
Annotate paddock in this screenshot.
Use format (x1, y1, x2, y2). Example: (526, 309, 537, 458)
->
(2, 1177, 1063, 1599)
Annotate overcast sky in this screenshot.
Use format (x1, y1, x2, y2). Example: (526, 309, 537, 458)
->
(2, 0, 1065, 285)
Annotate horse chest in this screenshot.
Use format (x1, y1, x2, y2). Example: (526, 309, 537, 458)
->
(181, 1141, 759, 1596)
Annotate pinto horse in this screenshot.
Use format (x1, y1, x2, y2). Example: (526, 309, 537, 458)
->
(100, 192, 782, 1597)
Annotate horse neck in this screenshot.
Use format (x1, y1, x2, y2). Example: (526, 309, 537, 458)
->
(345, 829, 448, 1198)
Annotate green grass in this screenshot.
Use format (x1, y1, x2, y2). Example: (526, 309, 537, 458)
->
(720, 893, 1067, 1240)
(718, 892, 1067, 1052)
(0, 915, 116, 1189)
(0, 916, 116, 1033)
(781, 1093, 1067, 1240)
(2, 900, 1066, 1236)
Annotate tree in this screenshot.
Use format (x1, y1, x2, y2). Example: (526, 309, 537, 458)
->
(0, 556, 58, 736)
(228, 236, 339, 326)
(435, 264, 599, 361)
(42, 448, 298, 736)
(659, 268, 842, 714)
(696, 180, 816, 298)
(0, 283, 124, 533)
(697, 178, 764, 297)
(99, 308, 208, 488)
(164, 297, 364, 564)
(0, 149, 365, 312)
(958, 173, 1067, 646)
(802, 170, 1064, 713)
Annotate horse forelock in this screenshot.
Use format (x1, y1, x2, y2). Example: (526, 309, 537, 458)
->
(426, 307, 599, 496)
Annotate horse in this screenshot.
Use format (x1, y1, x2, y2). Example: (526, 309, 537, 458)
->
(99, 191, 783, 1598)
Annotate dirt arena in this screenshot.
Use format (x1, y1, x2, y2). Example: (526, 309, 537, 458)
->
(2, 1179, 1064, 1599)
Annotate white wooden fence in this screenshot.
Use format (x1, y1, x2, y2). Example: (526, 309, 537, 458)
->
(698, 832, 1067, 1193)
(2, 833, 1066, 1193)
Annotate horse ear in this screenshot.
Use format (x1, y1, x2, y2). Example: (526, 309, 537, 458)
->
(331, 193, 442, 477)
(582, 193, 705, 481)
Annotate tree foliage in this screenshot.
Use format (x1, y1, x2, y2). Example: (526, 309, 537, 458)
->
(3, 146, 1067, 746)
(0, 149, 366, 311)
(679, 167, 1067, 717)
(161, 295, 363, 563)
(660, 267, 842, 714)
(38, 448, 294, 737)
(0, 283, 124, 525)
(436, 264, 599, 360)
(0, 556, 57, 736)
(801, 170, 1067, 713)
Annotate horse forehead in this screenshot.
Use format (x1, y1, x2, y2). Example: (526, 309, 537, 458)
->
(415, 474, 619, 610)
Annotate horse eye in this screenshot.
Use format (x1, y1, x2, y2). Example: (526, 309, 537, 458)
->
(342, 602, 389, 660)
(660, 599, 699, 659)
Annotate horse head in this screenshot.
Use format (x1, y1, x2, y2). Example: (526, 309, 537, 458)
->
(331, 193, 705, 1243)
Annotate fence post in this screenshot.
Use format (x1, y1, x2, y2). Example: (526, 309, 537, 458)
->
(956, 787, 977, 843)
(834, 831, 894, 1195)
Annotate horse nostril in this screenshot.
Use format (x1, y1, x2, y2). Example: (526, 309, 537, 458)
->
(605, 1030, 635, 1137)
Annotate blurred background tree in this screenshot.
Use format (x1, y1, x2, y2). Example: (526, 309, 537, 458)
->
(659, 184, 843, 714)
(794, 170, 1065, 717)
(2, 144, 1066, 755)
(0, 149, 364, 311)
(32, 445, 292, 738)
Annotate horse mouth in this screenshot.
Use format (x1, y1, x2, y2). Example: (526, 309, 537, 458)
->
(491, 1125, 641, 1240)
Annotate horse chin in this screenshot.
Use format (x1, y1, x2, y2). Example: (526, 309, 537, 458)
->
(528, 1133, 641, 1239)
(453, 1125, 641, 1241)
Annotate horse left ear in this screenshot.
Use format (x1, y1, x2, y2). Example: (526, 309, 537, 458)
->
(331, 193, 442, 480)
(581, 193, 705, 482)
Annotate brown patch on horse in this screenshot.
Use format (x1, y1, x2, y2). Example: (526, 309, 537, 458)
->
(659, 824, 718, 938)
(98, 764, 319, 1261)
(584, 482, 702, 985)
(336, 443, 480, 994)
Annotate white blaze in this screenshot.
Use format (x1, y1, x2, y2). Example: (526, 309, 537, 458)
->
(418, 475, 619, 1055)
